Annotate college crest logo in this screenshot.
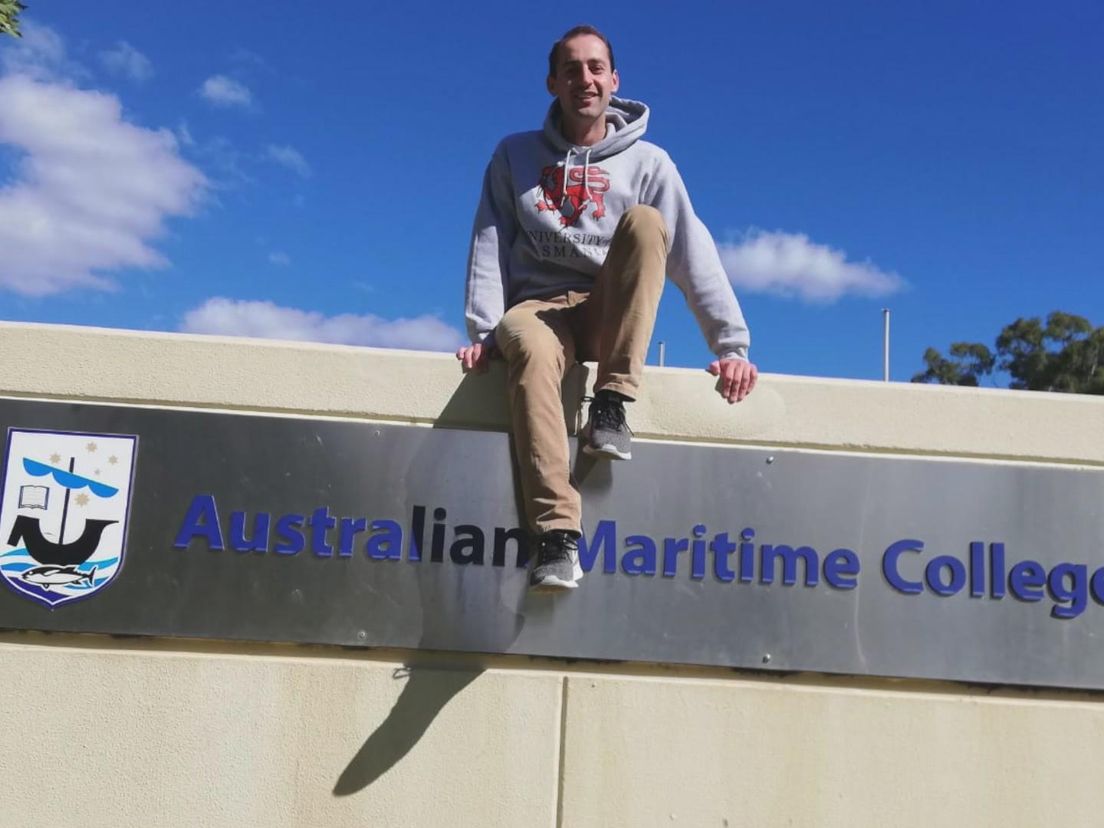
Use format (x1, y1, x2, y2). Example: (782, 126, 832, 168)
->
(536, 163, 610, 226)
(0, 429, 137, 608)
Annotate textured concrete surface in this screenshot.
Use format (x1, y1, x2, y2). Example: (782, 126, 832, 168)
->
(0, 641, 561, 828)
(1, 321, 1101, 464)
(560, 674, 1104, 828)
(2, 322, 1104, 828)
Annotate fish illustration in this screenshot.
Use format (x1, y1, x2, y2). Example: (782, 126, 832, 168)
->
(20, 564, 97, 592)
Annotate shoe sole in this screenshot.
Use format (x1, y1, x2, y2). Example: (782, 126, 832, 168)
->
(530, 575, 579, 591)
(583, 442, 631, 461)
(529, 563, 585, 591)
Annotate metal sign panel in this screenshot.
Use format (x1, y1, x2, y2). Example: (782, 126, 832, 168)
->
(1, 397, 1103, 690)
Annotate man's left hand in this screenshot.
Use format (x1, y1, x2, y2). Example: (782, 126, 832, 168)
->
(707, 358, 758, 404)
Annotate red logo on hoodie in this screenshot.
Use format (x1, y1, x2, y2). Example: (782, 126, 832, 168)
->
(536, 164, 610, 227)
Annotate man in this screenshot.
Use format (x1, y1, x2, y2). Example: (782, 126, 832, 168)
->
(458, 25, 757, 591)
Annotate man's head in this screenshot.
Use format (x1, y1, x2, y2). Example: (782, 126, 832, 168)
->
(546, 25, 619, 131)
(547, 26, 616, 78)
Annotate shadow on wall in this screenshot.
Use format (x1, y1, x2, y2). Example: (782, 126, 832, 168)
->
(332, 663, 485, 795)
(335, 366, 591, 795)
(430, 358, 591, 435)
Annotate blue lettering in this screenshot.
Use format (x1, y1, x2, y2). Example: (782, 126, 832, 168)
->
(622, 535, 657, 576)
(738, 528, 755, 583)
(969, 541, 985, 597)
(309, 506, 335, 558)
(1009, 560, 1046, 601)
(274, 513, 305, 555)
(823, 548, 859, 590)
(174, 494, 224, 551)
(760, 544, 818, 587)
(579, 520, 617, 574)
(1048, 563, 1088, 619)
(1092, 567, 1104, 605)
(883, 539, 924, 595)
(229, 510, 269, 553)
(408, 505, 425, 562)
(366, 519, 402, 560)
(925, 555, 966, 596)
(662, 537, 689, 578)
(690, 525, 707, 580)
(338, 518, 368, 557)
(710, 532, 737, 583)
(990, 542, 1006, 599)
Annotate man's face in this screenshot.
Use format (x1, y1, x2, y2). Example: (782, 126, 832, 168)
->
(546, 34, 619, 127)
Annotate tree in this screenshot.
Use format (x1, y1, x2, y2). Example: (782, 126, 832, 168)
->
(0, 1, 25, 38)
(912, 311, 1104, 395)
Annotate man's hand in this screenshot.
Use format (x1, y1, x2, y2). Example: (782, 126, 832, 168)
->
(707, 358, 758, 404)
(456, 342, 498, 373)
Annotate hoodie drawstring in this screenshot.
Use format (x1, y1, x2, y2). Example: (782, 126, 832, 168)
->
(582, 149, 592, 202)
(560, 147, 593, 209)
(561, 148, 573, 209)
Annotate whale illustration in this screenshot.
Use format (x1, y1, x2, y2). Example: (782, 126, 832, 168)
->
(20, 564, 97, 592)
(7, 515, 117, 566)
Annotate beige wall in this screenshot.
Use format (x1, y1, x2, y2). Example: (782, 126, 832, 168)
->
(1, 321, 1103, 828)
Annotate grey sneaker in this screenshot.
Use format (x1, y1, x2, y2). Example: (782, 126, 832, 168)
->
(529, 530, 583, 591)
(582, 390, 632, 460)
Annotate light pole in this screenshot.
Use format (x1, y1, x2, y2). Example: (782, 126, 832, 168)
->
(882, 308, 891, 382)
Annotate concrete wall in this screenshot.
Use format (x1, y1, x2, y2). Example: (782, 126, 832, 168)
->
(1, 321, 1103, 827)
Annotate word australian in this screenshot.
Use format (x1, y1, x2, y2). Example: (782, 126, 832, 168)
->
(173, 495, 1099, 619)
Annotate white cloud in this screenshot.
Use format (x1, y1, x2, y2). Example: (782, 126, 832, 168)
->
(230, 48, 271, 72)
(0, 73, 207, 296)
(718, 229, 905, 303)
(180, 298, 465, 352)
(265, 144, 311, 178)
(175, 121, 195, 147)
(1, 21, 84, 81)
(268, 251, 291, 266)
(99, 41, 153, 82)
(193, 134, 252, 188)
(199, 74, 252, 108)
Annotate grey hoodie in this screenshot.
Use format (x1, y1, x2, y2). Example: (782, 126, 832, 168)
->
(465, 96, 750, 360)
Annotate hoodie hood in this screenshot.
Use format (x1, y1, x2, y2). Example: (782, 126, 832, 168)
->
(466, 96, 751, 360)
(542, 96, 650, 161)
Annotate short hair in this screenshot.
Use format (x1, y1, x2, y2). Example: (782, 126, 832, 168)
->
(547, 25, 616, 77)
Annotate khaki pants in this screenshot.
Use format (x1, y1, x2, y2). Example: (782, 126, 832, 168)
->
(496, 205, 668, 534)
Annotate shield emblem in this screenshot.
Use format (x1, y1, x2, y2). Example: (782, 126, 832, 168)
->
(0, 428, 138, 608)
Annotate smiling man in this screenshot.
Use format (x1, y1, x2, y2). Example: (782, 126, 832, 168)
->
(459, 25, 757, 591)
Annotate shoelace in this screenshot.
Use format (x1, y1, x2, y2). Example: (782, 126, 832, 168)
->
(583, 395, 632, 434)
(539, 532, 578, 563)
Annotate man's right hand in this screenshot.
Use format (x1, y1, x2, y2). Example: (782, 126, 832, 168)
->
(456, 342, 497, 373)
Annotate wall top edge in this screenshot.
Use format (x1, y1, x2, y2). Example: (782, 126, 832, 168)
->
(2, 632, 1103, 704)
(1, 321, 1101, 461)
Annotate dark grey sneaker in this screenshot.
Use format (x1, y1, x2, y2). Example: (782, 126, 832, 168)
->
(582, 390, 632, 460)
(529, 530, 583, 591)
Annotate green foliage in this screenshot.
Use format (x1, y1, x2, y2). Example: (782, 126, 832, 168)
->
(0, 0, 25, 38)
(912, 311, 1104, 395)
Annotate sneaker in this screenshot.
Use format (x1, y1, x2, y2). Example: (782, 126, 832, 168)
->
(582, 390, 632, 460)
(529, 530, 583, 591)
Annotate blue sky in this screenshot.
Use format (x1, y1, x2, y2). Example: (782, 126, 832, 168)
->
(1, 1, 1101, 382)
